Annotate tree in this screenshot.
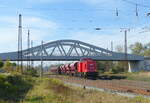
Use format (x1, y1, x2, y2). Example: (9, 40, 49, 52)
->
(143, 43, 150, 56)
(129, 42, 150, 56)
(0, 59, 4, 69)
(96, 61, 107, 73)
(11, 63, 17, 67)
(112, 45, 128, 73)
(3, 60, 13, 72)
(129, 42, 144, 56)
(144, 49, 150, 56)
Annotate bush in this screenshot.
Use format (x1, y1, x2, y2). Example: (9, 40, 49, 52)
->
(24, 69, 38, 77)
(0, 74, 33, 102)
(0, 60, 4, 69)
(109, 66, 125, 74)
(3, 60, 14, 72)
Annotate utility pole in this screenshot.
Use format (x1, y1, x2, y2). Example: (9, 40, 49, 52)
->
(31, 40, 34, 69)
(27, 30, 30, 70)
(110, 41, 114, 70)
(121, 28, 130, 70)
(18, 14, 23, 73)
(124, 30, 127, 60)
(40, 41, 44, 77)
(120, 28, 130, 60)
(111, 41, 113, 52)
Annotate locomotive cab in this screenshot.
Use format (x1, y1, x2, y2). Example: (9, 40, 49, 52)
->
(78, 58, 98, 79)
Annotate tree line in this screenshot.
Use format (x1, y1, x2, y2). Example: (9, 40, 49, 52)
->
(130, 42, 150, 56)
(0, 60, 37, 76)
(97, 42, 150, 73)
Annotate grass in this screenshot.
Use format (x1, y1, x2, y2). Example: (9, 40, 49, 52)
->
(23, 77, 150, 103)
(126, 72, 150, 82)
(0, 73, 150, 103)
(100, 72, 150, 82)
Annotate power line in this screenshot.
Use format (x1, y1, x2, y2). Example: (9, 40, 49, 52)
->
(122, 0, 150, 8)
(24, 7, 117, 12)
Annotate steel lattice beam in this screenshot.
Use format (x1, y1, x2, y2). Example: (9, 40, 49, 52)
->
(0, 39, 144, 61)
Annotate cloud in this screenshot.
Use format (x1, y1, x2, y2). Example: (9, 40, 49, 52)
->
(0, 15, 59, 52)
(0, 16, 58, 29)
(81, 0, 107, 4)
(80, 0, 125, 9)
(68, 29, 150, 52)
(26, 0, 69, 3)
(68, 31, 122, 50)
(27, 0, 115, 4)
(26, 0, 120, 7)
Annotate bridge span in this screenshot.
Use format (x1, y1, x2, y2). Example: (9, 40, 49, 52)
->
(0, 40, 144, 72)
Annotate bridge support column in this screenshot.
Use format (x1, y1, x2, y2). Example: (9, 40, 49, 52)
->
(128, 61, 144, 72)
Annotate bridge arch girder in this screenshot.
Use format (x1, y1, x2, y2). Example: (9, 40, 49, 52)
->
(0, 39, 144, 61)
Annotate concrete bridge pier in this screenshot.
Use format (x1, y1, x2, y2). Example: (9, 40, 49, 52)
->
(128, 61, 144, 72)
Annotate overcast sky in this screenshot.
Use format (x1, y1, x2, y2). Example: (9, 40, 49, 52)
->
(0, 0, 150, 53)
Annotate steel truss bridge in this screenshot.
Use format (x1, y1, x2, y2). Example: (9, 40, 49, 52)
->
(0, 40, 144, 61)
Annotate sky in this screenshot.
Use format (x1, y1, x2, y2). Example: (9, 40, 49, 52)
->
(0, 0, 150, 53)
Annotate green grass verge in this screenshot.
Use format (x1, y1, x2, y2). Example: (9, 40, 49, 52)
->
(100, 72, 150, 82)
(126, 72, 150, 82)
(23, 77, 150, 103)
(0, 74, 150, 103)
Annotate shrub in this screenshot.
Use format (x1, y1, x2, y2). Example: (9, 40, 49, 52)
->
(0, 74, 33, 102)
(24, 69, 38, 77)
(0, 60, 4, 69)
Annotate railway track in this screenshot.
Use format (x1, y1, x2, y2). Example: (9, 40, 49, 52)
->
(47, 74, 150, 96)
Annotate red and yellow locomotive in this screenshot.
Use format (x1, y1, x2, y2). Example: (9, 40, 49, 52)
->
(51, 58, 98, 79)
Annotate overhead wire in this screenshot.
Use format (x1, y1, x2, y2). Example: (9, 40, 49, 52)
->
(0, 1, 146, 36)
(24, 7, 117, 12)
(0, 1, 148, 33)
(122, 0, 150, 8)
